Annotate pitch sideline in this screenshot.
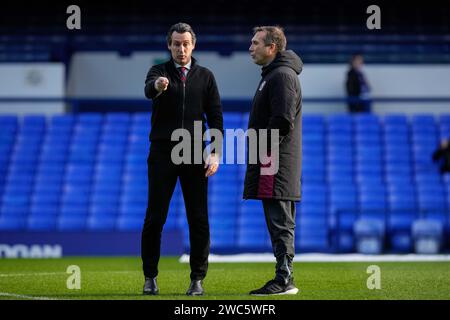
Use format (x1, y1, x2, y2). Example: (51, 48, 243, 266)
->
(179, 253, 450, 263)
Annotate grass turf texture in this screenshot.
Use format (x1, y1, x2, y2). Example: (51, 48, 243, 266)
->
(0, 257, 449, 300)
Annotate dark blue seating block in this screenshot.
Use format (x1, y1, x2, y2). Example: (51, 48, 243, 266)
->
(389, 232, 413, 253)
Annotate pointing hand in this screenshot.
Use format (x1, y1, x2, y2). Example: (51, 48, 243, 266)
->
(154, 77, 169, 92)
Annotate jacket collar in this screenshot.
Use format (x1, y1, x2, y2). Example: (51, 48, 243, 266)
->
(169, 56, 197, 73)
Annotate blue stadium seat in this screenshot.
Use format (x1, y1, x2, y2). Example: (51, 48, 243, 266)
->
(296, 214, 329, 252)
(418, 196, 446, 211)
(27, 215, 58, 231)
(22, 115, 46, 127)
(92, 181, 122, 195)
(387, 184, 417, 252)
(87, 215, 116, 231)
(89, 203, 118, 218)
(94, 163, 123, 179)
(97, 152, 125, 164)
(116, 216, 144, 231)
(77, 113, 103, 125)
(0, 115, 18, 128)
(131, 112, 151, 126)
(65, 165, 94, 184)
(31, 191, 61, 205)
(71, 125, 101, 138)
(91, 189, 120, 205)
(119, 203, 146, 219)
(327, 135, 352, 149)
(353, 218, 385, 254)
(223, 112, 244, 129)
(58, 216, 87, 231)
(39, 145, 69, 163)
(359, 192, 386, 211)
(100, 132, 128, 145)
(121, 191, 147, 206)
(0, 216, 27, 231)
(60, 203, 89, 217)
(385, 162, 412, 176)
(327, 114, 353, 129)
(50, 114, 75, 127)
(303, 114, 325, 128)
(237, 227, 271, 251)
(211, 228, 237, 251)
(105, 112, 131, 125)
(37, 161, 66, 173)
(412, 219, 444, 254)
(389, 232, 413, 252)
(411, 114, 436, 128)
(383, 114, 408, 126)
(68, 146, 97, 163)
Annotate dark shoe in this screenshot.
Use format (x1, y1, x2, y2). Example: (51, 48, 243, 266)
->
(143, 277, 159, 295)
(285, 278, 299, 294)
(186, 280, 204, 296)
(249, 279, 299, 296)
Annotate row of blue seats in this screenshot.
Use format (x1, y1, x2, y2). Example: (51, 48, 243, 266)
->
(2, 112, 450, 254)
(2, 113, 450, 128)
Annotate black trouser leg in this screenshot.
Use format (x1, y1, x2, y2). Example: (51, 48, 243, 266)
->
(141, 147, 178, 278)
(262, 199, 296, 283)
(179, 163, 210, 281)
(349, 102, 365, 113)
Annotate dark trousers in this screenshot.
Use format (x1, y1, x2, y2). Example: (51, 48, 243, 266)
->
(262, 199, 296, 283)
(141, 142, 209, 280)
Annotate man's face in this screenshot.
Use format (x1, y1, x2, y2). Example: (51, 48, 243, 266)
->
(168, 31, 195, 66)
(249, 31, 275, 66)
(353, 55, 364, 69)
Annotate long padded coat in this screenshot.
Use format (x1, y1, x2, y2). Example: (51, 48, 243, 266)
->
(243, 50, 303, 201)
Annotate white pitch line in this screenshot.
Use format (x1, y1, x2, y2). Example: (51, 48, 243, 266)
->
(0, 272, 66, 277)
(0, 271, 139, 300)
(180, 253, 450, 263)
(0, 270, 139, 278)
(0, 292, 59, 300)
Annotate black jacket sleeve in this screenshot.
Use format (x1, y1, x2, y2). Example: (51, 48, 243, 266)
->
(432, 147, 444, 162)
(204, 72, 223, 132)
(144, 65, 164, 99)
(267, 71, 299, 141)
(204, 72, 224, 155)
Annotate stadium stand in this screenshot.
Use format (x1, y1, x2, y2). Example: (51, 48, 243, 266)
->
(1, 112, 449, 253)
(1, 1, 449, 63)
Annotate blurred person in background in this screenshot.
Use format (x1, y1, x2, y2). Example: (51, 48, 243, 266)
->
(345, 54, 371, 113)
(141, 22, 223, 296)
(432, 138, 450, 174)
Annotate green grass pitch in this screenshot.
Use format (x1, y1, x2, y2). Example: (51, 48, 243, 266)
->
(0, 257, 449, 300)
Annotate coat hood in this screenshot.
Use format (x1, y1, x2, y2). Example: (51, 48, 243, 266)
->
(262, 50, 303, 77)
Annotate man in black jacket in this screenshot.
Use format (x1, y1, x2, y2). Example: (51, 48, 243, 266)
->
(141, 22, 223, 296)
(244, 26, 302, 295)
(345, 54, 371, 113)
(432, 138, 450, 174)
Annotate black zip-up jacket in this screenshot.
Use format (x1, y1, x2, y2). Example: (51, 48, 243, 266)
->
(144, 57, 223, 150)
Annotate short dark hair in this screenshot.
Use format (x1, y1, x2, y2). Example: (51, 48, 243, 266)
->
(253, 26, 286, 52)
(167, 22, 196, 45)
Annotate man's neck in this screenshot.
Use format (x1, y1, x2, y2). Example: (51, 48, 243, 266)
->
(175, 60, 192, 68)
(262, 55, 276, 68)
